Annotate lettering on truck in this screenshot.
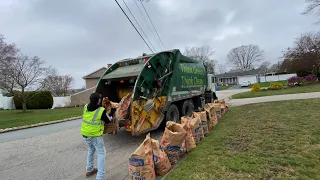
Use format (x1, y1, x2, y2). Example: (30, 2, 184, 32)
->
(180, 64, 205, 88)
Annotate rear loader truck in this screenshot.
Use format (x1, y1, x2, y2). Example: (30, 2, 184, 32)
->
(95, 49, 217, 136)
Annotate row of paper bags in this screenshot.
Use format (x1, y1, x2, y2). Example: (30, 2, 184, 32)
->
(128, 100, 229, 180)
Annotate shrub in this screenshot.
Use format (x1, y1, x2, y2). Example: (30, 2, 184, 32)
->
(251, 84, 261, 92)
(13, 91, 54, 109)
(269, 82, 284, 90)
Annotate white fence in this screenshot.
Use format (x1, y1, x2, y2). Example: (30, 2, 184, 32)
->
(259, 73, 297, 83)
(0, 96, 71, 110)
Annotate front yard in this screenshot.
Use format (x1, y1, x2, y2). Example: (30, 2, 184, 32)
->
(248, 80, 287, 88)
(165, 98, 320, 180)
(0, 107, 83, 129)
(232, 83, 320, 99)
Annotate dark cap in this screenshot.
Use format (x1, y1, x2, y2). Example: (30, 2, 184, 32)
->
(89, 93, 101, 103)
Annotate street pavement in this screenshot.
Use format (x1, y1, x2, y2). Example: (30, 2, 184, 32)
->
(0, 88, 250, 180)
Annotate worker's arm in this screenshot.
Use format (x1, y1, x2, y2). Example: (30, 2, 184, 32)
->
(100, 110, 111, 123)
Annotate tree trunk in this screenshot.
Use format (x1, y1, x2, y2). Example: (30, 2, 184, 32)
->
(22, 87, 27, 112)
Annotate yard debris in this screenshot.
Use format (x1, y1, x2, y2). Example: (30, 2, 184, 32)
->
(115, 93, 132, 120)
(160, 121, 187, 165)
(128, 133, 156, 180)
(127, 100, 230, 178)
(151, 139, 172, 176)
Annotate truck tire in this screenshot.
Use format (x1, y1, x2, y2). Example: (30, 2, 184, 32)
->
(181, 100, 194, 117)
(205, 92, 213, 104)
(166, 104, 180, 123)
(213, 92, 218, 100)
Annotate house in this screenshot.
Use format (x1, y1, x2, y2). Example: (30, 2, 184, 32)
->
(70, 64, 112, 106)
(82, 67, 108, 89)
(215, 68, 263, 85)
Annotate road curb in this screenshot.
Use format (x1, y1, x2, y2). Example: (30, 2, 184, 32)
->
(0, 116, 82, 133)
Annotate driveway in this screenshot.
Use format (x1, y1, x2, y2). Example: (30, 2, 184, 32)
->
(216, 88, 250, 101)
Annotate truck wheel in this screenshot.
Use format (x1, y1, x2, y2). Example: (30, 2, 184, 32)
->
(181, 100, 194, 117)
(166, 104, 180, 123)
(205, 92, 213, 103)
(213, 92, 218, 100)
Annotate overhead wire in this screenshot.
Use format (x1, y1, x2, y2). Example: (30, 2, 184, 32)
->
(114, 0, 154, 53)
(133, 0, 163, 51)
(122, 0, 156, 52)
(139, 1, 166, 50)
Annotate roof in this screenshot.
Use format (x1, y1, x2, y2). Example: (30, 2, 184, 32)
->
(82, 67, 107, 79)
(102, 63, 144, 80)
(215, 68, 262, 78)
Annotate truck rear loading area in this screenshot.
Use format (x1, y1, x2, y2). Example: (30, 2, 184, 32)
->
(95, 49, 217, 136)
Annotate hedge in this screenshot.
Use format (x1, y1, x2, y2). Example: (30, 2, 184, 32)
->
(13, 91, 54, 109)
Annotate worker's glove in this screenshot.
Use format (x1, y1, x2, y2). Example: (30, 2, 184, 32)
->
(106, 113, 112, 121)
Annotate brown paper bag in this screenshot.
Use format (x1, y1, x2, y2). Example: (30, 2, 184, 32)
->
(160, 121, 187, 165)
(178, 120, 196, 153)
(204, 104, 218, 130)
(151, 139, 171, 176)
(181, 114, 201, 144)
(115, 94, 132, 120)
(212, 103, 222, 119)
(194, 111, 209, 136)
(128, 133, 156, 180)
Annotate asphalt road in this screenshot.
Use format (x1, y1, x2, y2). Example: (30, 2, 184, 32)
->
(0, 89, 246, 180)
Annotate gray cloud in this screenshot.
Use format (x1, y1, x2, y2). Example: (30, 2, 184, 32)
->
(0, 0, 318, 88)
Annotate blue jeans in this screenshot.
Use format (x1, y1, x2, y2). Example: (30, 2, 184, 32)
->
(83, 136, 106, 180)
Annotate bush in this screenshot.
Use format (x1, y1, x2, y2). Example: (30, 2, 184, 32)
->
(269, 82, 284, 90)
(251, 84, 261, 92)
(13, 91, 54, 109)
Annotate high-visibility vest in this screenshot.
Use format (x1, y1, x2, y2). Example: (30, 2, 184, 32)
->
(80, 104, 105, 137)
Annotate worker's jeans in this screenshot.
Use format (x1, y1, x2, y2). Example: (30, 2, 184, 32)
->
(83, 136, 106, 180)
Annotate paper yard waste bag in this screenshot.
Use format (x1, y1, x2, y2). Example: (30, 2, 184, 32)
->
(115, 93, 132, 120)
(160, 121, 187, 165)
(181, 114, 200, 144)
(212, 103, 222, 119)
(204, 104, 218, 129)
(178, 120, 196, 153)
(151, 139, 171, 176)
(214, 100, 229, 115)
(194, 111, 209, 136)
(128, 133, 156, 180)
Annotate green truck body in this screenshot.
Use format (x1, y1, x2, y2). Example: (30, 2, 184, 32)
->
(96, 49, 217, 136)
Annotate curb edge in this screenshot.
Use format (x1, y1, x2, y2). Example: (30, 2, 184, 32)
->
(0, 116, 82, 133)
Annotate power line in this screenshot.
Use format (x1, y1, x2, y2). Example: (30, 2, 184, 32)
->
(139, 1, 166, 50)
(122, 0, 156, 52)
(114, 0, 154, 53)
(133, 0, 163, 51)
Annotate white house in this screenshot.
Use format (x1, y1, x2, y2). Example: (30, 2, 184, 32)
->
(215, 69, 297, 85)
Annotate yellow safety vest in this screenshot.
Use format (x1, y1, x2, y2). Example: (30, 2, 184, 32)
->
(80, 104, 105, 137)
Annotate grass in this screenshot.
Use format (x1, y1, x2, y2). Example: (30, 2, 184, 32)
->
(232, 83, 320, 99)
(218, 86, 232, 91)
(248, 80, 287, 88)
(165, 99, 320, 180)
(0, 107, 83, 129)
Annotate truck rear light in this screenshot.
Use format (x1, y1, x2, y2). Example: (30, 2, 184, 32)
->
(120, 79, 124, 83)
(144, 58, 149, 62)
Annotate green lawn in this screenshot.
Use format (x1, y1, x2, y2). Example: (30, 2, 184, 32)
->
(0, 107, 83, 129)
(218, 86, 232, 91)
(165, 99, 320, 180)
(232, 83, 320, 99)
(249, 80, 287, 88)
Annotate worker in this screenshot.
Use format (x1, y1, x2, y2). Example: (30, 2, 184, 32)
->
(80, 92, 113, 180)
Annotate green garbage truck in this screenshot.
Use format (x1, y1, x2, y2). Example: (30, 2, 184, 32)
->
(95, 49, 217, 136)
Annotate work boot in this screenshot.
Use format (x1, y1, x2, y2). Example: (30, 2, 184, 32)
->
(86, 168, 98, 177)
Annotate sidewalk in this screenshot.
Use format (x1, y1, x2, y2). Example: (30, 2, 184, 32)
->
(228, 92, 320, 107)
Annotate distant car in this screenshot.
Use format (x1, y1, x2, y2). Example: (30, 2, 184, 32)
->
(240, 81, 251, 87)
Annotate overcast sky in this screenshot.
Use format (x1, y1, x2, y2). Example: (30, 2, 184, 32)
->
(0, 0, 319, 88)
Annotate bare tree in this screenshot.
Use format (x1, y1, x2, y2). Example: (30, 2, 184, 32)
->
(259, 61, 271, 73)
(227, 44, 264, 70)
(0, 34, 19, 94)
(282, 32, 320, 74)
(43, 70, 75, 96)
(6, 54, 52, 111)
(302, 0, 320, 24)
(216, 64, 226, 74)
(184, 45, 217, 74)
